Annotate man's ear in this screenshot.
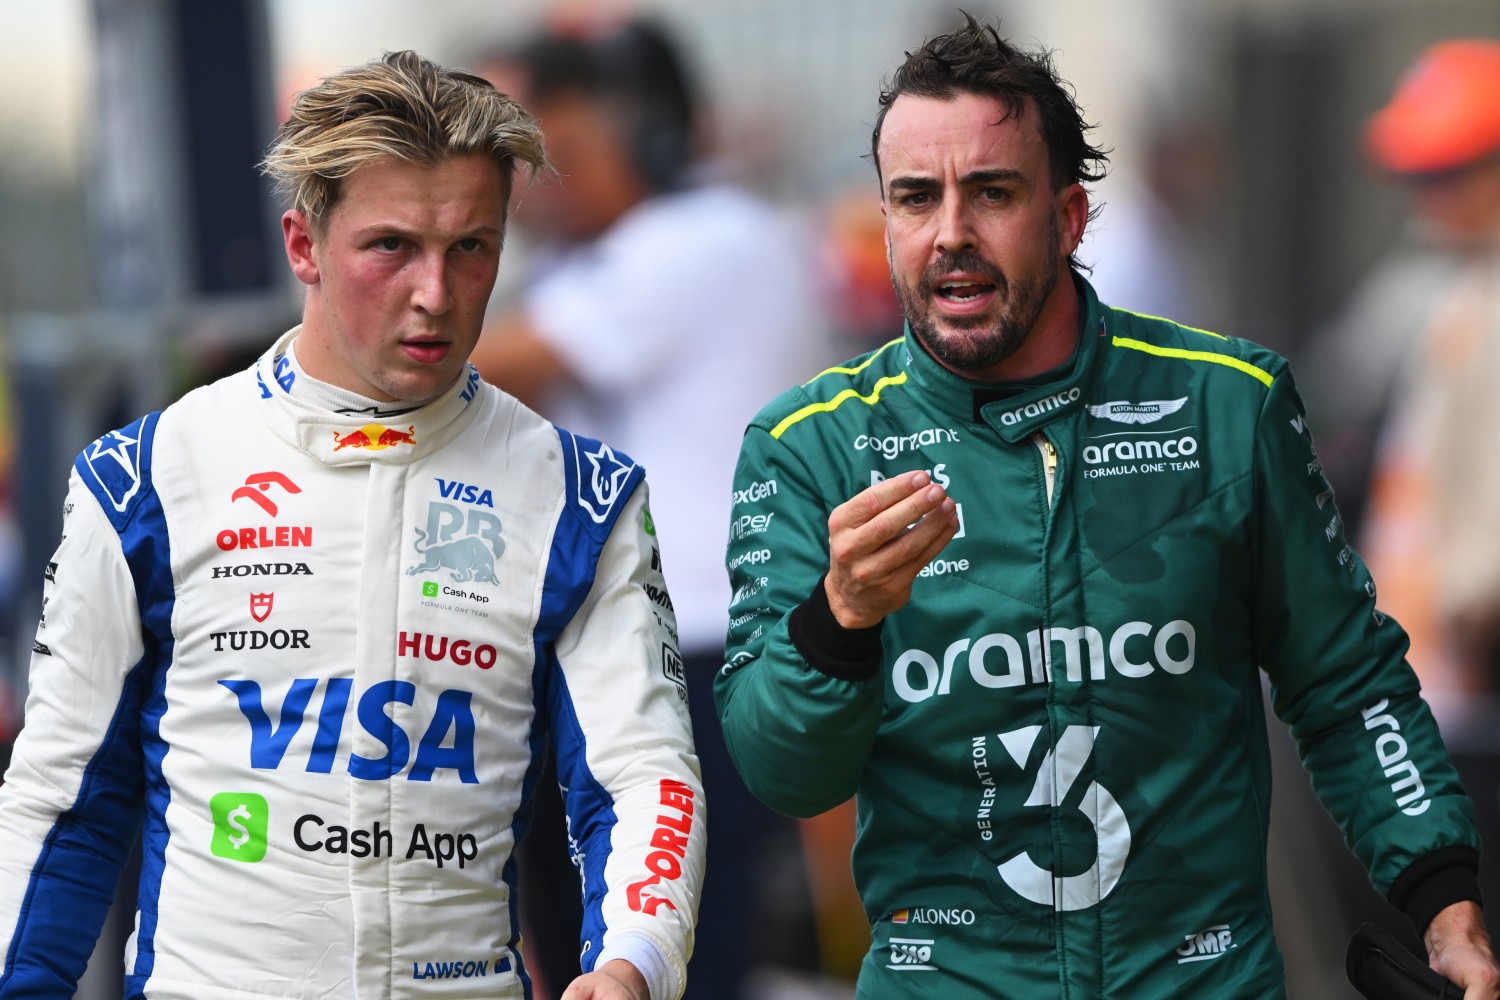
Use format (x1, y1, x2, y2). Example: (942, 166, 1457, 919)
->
(282, 210, 320, 287)
(1057, 183, 1089, 258)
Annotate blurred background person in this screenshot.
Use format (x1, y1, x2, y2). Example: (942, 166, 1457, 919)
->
(1353, 39, 1500, 720)
(1279, 36, 1500, 998)
(468, 14, 837, 1000)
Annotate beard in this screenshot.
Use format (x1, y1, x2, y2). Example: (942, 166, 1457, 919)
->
(893, 226, 1062, 374)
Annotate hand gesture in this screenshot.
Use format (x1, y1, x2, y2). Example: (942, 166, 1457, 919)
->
(824, 470, 959, 629)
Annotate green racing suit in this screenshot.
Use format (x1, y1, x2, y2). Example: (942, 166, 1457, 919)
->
(716, 276, 1480, 999)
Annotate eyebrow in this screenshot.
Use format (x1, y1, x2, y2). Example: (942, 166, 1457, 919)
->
(886, 168, 1027, 197)
(354, 223, 504, 240)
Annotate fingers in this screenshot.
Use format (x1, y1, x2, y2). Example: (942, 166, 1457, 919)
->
(829, 471, 950, 559)
(825, 471, 960, 628)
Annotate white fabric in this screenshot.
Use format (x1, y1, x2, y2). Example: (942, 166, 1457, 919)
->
(525, 185, 832, 652)
(0, 329, 704, 999)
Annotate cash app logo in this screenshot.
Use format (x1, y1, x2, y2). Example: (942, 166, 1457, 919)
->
(210, 792, 268, 862)
(422, 580, 439, 597)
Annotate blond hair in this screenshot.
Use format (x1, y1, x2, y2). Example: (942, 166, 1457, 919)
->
(261, 50, 546, 230)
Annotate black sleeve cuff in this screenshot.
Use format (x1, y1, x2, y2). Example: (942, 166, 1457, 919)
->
(1388, 845, 1483, 935)
(788, 575, 884, 682)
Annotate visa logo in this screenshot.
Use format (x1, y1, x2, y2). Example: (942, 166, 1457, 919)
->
(219, 679, 477, 783)
(436, 478, 494, 507)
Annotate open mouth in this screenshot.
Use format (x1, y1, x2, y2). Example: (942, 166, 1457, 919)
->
(935, 280, 996, 303)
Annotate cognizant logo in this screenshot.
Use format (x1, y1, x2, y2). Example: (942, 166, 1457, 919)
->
(892, 620, 1196, 702)
(853, 427, 959, 460)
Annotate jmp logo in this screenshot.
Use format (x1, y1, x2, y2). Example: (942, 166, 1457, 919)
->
(408, 503, 504, 584)
(1176, 924, 1234, 964)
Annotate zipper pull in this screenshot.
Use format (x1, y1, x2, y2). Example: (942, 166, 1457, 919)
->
(1037, 433, 1059, 505)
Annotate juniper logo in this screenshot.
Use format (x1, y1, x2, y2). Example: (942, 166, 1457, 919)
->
(210, 792, 269, 862)
(1087, 397, 1188, 425)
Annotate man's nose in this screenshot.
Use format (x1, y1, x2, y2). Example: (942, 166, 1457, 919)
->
(410, 252, 454, 315)
(934, 196, 977, 255)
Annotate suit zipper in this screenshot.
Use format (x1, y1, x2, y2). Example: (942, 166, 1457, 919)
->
(1035, 432, 1058, 506)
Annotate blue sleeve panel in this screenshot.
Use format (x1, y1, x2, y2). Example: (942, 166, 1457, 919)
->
(0, 413, 176, 998)
(531, 428, 645, 972)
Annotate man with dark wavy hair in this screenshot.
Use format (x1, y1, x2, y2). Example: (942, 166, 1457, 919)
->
(717, 15, 1498, 997)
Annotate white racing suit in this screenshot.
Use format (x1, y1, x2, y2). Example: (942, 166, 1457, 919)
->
(0, 329, 704, 999)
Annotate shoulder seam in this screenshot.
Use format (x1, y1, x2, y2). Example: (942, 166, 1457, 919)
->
(803, 337, 904, 386)
(1110, 307, 1228, 340)
(1111, 335, 1274, 387)
(770, 373, 909, 440)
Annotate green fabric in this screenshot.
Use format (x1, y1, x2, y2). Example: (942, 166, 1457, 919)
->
(715, 277, 1477, 999)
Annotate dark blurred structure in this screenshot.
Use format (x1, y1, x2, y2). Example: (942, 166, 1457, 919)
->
(7, 3, 282, 998)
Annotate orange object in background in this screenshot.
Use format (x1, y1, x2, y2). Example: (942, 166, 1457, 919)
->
(798, 800, 869, 980)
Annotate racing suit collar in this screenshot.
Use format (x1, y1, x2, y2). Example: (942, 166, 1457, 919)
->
(251, 326, 486, 465)
(899, 272, 1107, 444)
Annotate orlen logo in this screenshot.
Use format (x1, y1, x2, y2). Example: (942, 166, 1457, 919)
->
(854, 427, 959, 460)
(1176, 924, 1235, 964)
(333, 424, 416, 451)
(220, 678, 478, 783)
(220, 471, 311, 551)
(398, 631, 497, 670)
(997, 387, 1080, 427)
(892, 620, 1196, 703)
(232, 471, 301, 516)
(217, 526, 312, 552)
(627, 778, 696, 915)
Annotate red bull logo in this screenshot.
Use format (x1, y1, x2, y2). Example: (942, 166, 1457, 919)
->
(333, 425, 417, 452)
